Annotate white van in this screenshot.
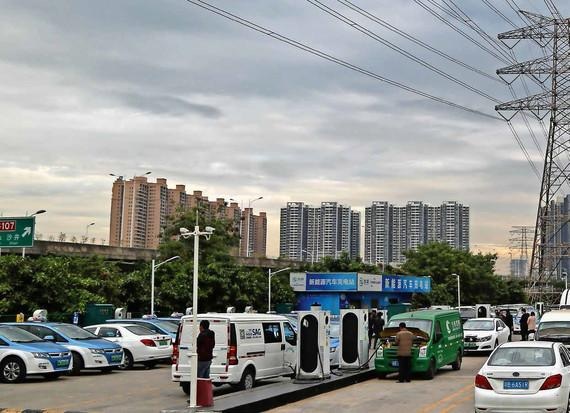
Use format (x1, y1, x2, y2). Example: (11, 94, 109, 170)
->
(535, 309, 570, 347)
(171, 313, 297, 394)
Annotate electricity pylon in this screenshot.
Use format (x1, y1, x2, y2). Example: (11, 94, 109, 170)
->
(495, 11, 570, 302)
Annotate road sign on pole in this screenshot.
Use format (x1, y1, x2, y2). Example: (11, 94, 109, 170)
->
(0, 217, 35, 248)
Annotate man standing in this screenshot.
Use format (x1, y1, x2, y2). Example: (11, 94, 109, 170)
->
(519, 308, 530, 341)
(197, 320, 215, 378)
(504, 310, 514, 342)
(395, 322, 414, 383)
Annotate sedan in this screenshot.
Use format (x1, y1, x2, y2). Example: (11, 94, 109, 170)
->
(0, 325, 72, 383)
(85, 324, 172, 369)
(475, 341, 570, 413)
(464, 318, 510, 352)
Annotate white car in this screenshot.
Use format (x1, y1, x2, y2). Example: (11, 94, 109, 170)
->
(85, 324, 172, 369)
(463, 318, 510, 352)
(475, 341, 570, 413)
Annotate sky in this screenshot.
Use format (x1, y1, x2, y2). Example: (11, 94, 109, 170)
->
(1, 0, 567, 273)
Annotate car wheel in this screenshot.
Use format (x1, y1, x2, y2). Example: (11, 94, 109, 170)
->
(119, 350, 133, 370)
(239, 368, 255, 390)
(424, 359, 436, 380)
(71, 352, 84, 376)
(181, 382, 190, 395)
(1, 357, 26, 383)
(451, 351, 462, 371)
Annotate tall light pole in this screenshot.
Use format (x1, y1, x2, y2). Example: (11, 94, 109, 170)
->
(302, 249, 314, 265)
(179, 223, 214, 409)
(268, 267, 291, 313)
(150, 256, 180, 316)
(85, 222, 95, 238)
(246, 196, 263, 257)
(22, 210, 46, 258)
(452, 273, 460, 309)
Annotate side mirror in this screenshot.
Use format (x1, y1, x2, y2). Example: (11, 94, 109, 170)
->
(44, 335, 55, 342)
(497, 326, 504, 331)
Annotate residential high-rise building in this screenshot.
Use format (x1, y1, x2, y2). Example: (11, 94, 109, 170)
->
(364, 200, 470, 266)
(239, 208, 268, 258)
(279, 201, 360, 262)
(109, 177, 252, 251)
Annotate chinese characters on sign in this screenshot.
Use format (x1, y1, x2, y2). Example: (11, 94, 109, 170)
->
(0, 217, 35, 248)
(381, 275, 431, 293)
(290, 272, 431, 293)
(305, 273, 358, 291)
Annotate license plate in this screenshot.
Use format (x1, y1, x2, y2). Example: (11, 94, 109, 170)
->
(391, 360, 399, 367)
(503, 380, 529, 390)
(159, 340, 168, 346)
(111, 354, 123, 362)
(465, 342, 477, 348)
(56, 359, 69, 368)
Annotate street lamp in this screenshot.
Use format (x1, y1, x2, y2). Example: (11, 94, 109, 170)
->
(22, 210, 46, 258)
(150, 256, 181, 316)
(452, 273, 460, 309)
(85, 222, 95, 238)
(302, 249, 315, 265)
(268, 267, 291, 313)
(245, 197, 263, 257)
(179, 224, 214, 409)
(110, 171, 151, 248)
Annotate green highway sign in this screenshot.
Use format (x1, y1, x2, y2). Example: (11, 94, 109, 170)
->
(0, 217, 35, 248)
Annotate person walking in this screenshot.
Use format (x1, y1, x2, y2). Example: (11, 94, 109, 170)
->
(528, 311, 537, 339)
(374, 312, 385, 349)
(504, 310, 514, 342)
(519, 308, 530, 341)
(197, 320, 215, 378)
(395, 322, 414, 383)
(368, 310, 377, 348)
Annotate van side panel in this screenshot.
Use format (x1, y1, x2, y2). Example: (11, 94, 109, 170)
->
(235, 322, 266, 378)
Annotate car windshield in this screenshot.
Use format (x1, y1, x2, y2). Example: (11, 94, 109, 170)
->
(387, 319, 432, 335)
(463, 320, 494, 331)
(52, 324, 99, 340)
(488, 347, 555, 366)
(537, 321, 570, 338)
(126, 325, 157, 336)
(330, 323, 340, 338)
(151, 320, 178, 334)
(459, 308, 476, 319)
(0, 326, 44, 343)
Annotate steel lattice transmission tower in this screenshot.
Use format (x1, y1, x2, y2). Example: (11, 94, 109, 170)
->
(495, 11, 570, 301)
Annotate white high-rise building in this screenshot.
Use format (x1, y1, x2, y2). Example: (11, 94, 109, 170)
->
(279, 202, 307, 261)
(364, 200, 470, 266)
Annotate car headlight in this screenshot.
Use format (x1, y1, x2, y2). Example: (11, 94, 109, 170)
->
(32, 352, 49, 358)
(418, 346, 427, 358)
(478, 336, 492, 342)
(90, 348, 105, 354)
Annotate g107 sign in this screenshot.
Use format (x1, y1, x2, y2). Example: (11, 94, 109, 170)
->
(382, 275, 431, 293)
(0, 217, 35, 248)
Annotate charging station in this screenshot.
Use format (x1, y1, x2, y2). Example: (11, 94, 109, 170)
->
(339, 309, 369, 370)
(296, 309, 331, 380)
(476, 304, 491, 318)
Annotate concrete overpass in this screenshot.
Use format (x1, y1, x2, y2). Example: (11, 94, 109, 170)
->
(4, 240, 302, 269)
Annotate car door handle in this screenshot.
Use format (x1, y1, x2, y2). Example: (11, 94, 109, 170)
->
(281, 344, 285, 351)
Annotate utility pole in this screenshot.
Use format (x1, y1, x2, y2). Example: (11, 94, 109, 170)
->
(495, 11, 570, 302)
(509, 226, 534, 278)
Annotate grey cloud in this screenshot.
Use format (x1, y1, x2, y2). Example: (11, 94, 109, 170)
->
(117, 93, 222, 118)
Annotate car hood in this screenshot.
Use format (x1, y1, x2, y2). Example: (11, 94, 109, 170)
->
(12, 341, 69, 353)
(464, 330, 495, 337)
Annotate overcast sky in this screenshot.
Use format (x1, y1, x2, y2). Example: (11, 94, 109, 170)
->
(1, 1, 567, 273)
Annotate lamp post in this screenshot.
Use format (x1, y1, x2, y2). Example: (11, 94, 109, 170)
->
(302, 249, 314, 265)
(85, 222, 95, 238)
(452, 273, 460, 309)
(268, 267, 291, 313)
(179, 224, 214, 409)
(150, 256, 180, 316)
(22, 210, 46, 258)
(110, 171, 151, 248)
(246, 196, 263, 257)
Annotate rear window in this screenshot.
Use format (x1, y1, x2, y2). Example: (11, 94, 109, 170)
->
(488, 347, 555, 366)
(230, 323, 237, 346)
(125, 325, 155, 336)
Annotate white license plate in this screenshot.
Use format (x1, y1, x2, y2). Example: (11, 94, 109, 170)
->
(391, 360, 399, 367)
(465, 342, 477, 348)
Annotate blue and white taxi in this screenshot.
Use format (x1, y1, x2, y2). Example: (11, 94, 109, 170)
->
(0, 325, 72, 383)
(5, 322, 123, 374)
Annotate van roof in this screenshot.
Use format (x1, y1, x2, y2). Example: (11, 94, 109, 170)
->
(181, 313, 290, 322)
(538, 309, 570, 322)
(390, 309, 459, 320)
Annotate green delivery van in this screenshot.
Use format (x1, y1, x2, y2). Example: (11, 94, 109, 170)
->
(374, 309, 464, 379)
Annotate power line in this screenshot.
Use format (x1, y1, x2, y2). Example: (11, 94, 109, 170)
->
(336, 0, 501, 83)
(184, 0, 502, 121)
(306, 0, 501, 103)
(482, 0, 519, 28)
